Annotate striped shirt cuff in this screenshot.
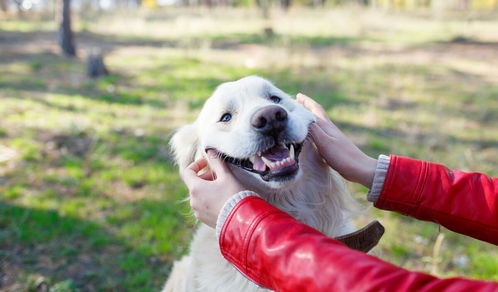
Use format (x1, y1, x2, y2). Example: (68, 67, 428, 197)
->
(367, 154, 391, 203)
(216, 190, 260, 239)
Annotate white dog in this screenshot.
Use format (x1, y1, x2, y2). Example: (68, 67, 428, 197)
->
(164, 76, 368, 292)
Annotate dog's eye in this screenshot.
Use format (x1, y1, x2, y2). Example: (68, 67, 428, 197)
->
(270, 96, 281, 103)
(219, 113, 232, 122)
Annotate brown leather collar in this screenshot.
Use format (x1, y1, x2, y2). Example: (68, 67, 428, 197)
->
(334, 220, 385, 253)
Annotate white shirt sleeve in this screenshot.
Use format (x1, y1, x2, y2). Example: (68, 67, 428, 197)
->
(367, 154, 391, 203)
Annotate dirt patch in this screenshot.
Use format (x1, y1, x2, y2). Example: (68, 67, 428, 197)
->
(43, 133, 93, 158)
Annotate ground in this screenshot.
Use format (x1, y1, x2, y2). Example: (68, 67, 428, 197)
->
(1, 7, 498, 292)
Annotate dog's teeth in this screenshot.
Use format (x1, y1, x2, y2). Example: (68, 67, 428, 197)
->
(290, 144, 295, 160)
(261, 156, 272, 168)
(249, 156, 255, 164)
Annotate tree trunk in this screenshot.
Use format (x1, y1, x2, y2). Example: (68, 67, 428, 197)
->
(0, 0, 8, 12)
(256, 0, 270, 19)
(280, 0, 291, 11)
(12, 0, 23, 16)
(58, 0, 76, 56)
(86, 50, 109, 78)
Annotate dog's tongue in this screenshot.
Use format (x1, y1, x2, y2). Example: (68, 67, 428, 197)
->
(253, 155, 266, 172)
(262, 145, 289, 162)
(252, 145, 291, 172)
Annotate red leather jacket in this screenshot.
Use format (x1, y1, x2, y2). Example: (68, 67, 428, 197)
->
(219, 155, 498, 291)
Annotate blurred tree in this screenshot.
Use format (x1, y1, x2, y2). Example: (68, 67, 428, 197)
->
(256, 0, 270, 18)
(281, 0, 291, 10)
(57, 0, 76, 56)
(11, 0, 24, 15)
(144, 0, 158, 7)
(0, 0, 7, 12)
(460, 0, 470, 9)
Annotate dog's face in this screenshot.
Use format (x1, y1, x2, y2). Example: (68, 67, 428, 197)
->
(171, 76, 315, 189)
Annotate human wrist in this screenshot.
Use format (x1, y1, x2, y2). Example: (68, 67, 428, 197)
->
(354, 154, 377, 189)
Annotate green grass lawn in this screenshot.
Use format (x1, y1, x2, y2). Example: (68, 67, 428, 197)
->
(1, 7, 498, 291)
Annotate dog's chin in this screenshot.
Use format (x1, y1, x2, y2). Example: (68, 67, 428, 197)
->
(230, 164, 302, 191)
(254, 168, 302, 189)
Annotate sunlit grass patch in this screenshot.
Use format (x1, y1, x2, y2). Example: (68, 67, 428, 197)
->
(0, 50, 198, 291)
(0, 20, 56, 32)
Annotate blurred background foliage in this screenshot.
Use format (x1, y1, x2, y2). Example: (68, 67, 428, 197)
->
(1, 0, 498, 291)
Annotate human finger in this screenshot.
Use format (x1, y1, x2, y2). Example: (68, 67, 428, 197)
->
(296, 93, 329, 121)
(198, 168, 216, 181)
(187, 157, 208, 173)
(181, 158, 208, 185)
(206, 150, 231, 179)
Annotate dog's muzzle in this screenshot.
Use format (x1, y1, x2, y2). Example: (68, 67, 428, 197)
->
(210, 106, 308, 182)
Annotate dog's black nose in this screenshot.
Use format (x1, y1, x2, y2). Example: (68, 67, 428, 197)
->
(251, 105, 288, 135)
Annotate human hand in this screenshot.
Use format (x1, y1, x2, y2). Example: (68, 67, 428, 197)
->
(297, 93, 377, 188)
(181, 150, 246, 228)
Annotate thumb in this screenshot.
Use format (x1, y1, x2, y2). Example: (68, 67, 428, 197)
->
(310, 123, 335, 144)
(206, 150, 231, 179)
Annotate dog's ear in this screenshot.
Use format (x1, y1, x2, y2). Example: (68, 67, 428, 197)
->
(170, 124, 200, 169)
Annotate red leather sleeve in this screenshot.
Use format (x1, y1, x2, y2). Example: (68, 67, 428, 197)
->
(219, 196, 498, 292)
(375, 155, 498, 245)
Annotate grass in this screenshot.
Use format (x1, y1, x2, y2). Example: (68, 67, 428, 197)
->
(1, 7, 498, 291)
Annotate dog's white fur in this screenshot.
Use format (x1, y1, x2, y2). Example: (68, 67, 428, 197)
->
(164, 76, 355, 292)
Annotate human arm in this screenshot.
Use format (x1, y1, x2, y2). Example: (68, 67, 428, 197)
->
(297, 93, 498, 244)
(181, 149, 498, 291)
(375, 155, 498, 245)
(219, 195, 498, 292)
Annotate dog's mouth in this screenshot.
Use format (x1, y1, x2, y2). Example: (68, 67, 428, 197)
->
(212, 142, 303, 182)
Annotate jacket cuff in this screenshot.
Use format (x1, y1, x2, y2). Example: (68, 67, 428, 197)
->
(374, 155, 429, 213)
(216, 191, 260, 239)
(367, 154, 391, 203)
